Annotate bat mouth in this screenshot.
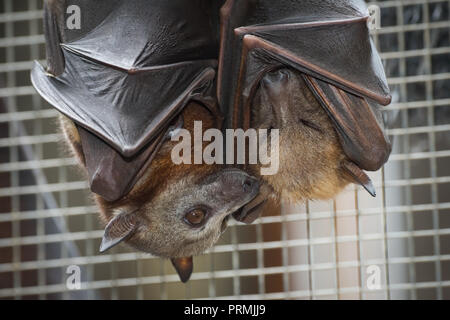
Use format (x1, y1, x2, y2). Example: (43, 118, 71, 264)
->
(232, 183, 272, 225)
(232, 198, 267, 225)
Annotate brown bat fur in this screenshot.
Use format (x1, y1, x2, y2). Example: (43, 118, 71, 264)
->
(249, 68, 352, 202)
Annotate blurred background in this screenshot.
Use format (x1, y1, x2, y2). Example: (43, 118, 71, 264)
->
(0, 0, 449, 300)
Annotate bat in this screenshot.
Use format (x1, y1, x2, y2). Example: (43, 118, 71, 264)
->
(218, 0, 393, 223)
(31, 0, 393, 283)
(61, 100, 259, 283)
(32, 0, 261, 283)
(32, 0, 223, 202)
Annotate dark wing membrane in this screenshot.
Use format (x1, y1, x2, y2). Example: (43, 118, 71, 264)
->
(218, 0, 375, 117)
(218, 0, 392, 171)
(43, 0, 122, 74)
(32, 0, 221, 200)
(63, 0, 219, 70)
(31, 54, 216, 157)
(63, 0, 122, 43)
(78, 127, 165, 202)
(43, 0, 65, 76)
(234, 0, 368, 25)
(303, 75, 391, 171)
(33, 0, 219, 157)
(78, 117, 182, 202)
(247, 20, 391, 104)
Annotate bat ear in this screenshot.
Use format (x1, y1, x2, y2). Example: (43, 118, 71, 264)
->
(171, 257, 194, 283)
(99, 211, 140, 253)
(342, 161, 376, 198)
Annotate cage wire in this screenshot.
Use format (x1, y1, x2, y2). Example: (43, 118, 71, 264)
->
(0, 0, 449, 300)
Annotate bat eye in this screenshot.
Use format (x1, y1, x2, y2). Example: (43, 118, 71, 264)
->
(184, 208, 207, 227)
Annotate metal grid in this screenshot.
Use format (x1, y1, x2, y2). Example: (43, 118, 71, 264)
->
(0, 0, 449, 300)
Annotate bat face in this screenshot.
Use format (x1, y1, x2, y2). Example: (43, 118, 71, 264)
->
(61, 103, 259, 260)
(105, 168, 258, 259)
(248, 68, 364, 202)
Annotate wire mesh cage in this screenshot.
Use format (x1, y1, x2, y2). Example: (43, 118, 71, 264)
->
(0, 0, 449, 300)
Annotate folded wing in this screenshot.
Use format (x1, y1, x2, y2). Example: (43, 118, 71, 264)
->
(32, 0, 221, 201)
(218, 0, 391, 171)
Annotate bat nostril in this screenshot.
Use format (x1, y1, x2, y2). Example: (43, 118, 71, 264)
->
(242, 178, 257, 193)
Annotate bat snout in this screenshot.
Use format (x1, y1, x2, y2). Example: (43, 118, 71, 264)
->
(223, 169, 260, 199)
(217, 169, 261, 215)
(242, 175, 259, 194)
(259, 69, 300, 129)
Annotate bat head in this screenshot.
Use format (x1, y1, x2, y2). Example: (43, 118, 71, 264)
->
(98, 167, 258, 258)
(249, 68, 368, 202)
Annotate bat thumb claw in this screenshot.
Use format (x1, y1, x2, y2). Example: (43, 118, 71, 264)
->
(342, 161, 377, 197)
